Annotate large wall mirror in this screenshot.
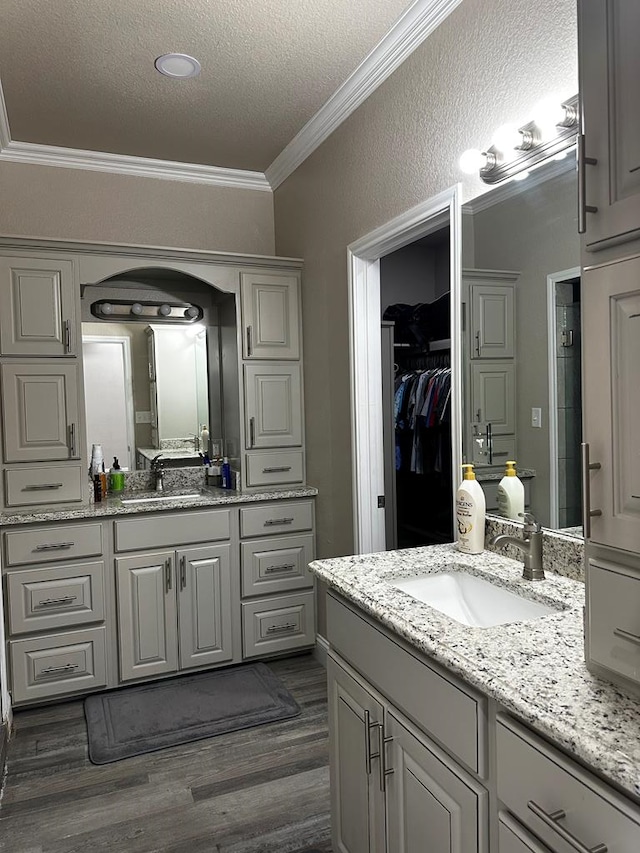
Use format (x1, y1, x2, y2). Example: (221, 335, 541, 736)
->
(461, 157, 581, 536)
(81, 268, 237, 471)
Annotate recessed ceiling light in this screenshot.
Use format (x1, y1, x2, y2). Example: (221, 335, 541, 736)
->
(154, 53, 201, 79)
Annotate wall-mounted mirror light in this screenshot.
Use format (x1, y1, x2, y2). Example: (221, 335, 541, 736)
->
(459, 94, 579, 184)
(90, 299, 204, 323)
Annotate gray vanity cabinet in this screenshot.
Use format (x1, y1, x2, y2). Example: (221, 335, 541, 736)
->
(1, 362, 81, 464)
(327, 653, 386, 853)
(326, 594, 488, 853)
(582, 255, 640, 555)
(469, 279, 515, 360)
(240, 272, 300, 360)
(116, 543, 234, 682)
(578, 0, 640, 251)
(0, 255, 77, 357)
(244, 363, 303, 449)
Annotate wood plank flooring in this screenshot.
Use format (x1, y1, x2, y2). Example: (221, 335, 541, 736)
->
(0, 655, 332, 853)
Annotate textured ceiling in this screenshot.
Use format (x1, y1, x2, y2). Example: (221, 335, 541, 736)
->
(0, 0, 413, 172)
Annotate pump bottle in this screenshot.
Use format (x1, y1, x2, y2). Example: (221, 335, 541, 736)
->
(455, 463, 486, 554)
(496, 460, 525, 521)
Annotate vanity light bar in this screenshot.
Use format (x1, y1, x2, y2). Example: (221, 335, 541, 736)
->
(90, 299, 204, 323)
(479, 95, 579, 185)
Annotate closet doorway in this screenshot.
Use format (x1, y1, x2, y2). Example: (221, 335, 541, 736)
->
(348, 186, 462, 555)
(381, 227, 452, 549)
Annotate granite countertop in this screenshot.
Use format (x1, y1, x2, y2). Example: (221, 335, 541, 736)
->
(309, 543, 640, 801)
(476, 467, 536, 482)
(0, 485, 318, 526)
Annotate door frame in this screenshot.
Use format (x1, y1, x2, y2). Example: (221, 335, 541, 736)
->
(546, 266, 581, 529)
(348, 185, 462, 554)
(82, 334, 136, 471)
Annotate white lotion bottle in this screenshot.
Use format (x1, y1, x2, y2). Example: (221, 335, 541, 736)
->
(496, 460, 525, 521)
(455, 463, 486, 554)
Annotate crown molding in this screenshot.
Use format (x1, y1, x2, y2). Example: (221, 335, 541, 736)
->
(463, 152, 576, 215)
(0, 138, 272, 191)
(266, 0, 463, 190)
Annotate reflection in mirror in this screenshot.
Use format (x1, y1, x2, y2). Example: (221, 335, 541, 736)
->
(461, 157, 582, 537)
(81, 270, 234, 471)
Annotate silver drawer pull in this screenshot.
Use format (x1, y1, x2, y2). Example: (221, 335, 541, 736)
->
(613, 627, 640, 647)
(265, 563, 296, 574)
(63, 319, 72, 353)
(492, 451, 509, 457)
(246, 325, 253, 356)
(262, 466, 292, 473)
(266, 623, 297, 634)
(34, 542, 75, 552)
(39, 663, 80, 677)
(23, 483, 64, 491)
(581, 443, 602, 540)
(377, 723, 394, 792)
(264, 517, 294, 526)
(35, 595, 78, 608)
(68, 422, 77, 457)
(527, 801, 607, 853)
(249, 417, 256, 448)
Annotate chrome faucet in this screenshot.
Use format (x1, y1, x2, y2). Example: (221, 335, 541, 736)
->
(488, 512, 545, 581)
(151, 453, 164, 492)
(189, 433, 200, 453)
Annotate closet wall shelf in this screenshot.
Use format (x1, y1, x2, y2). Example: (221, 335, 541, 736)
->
(393, 338, 451, 352)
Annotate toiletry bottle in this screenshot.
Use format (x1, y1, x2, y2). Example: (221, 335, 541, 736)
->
(100, 461, 108, 498)
(455, 463, 486, 554)
(200, 425, 210, 455)
(496, 460, 525, 521)
(221, 457, 232, 489)
(93, 473, 103, 503)
(109, 457, 125, 493)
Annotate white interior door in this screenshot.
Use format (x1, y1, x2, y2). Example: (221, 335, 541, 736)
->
(82, 336, 135, 470)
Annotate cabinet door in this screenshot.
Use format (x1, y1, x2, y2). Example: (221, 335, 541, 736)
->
(386, 708, 486, 853)
(470, 284, 514, 359)
(1, 363, 80, 462)
(244, 364, 302, 448)
(116, 551, 178, 682)
(578, 0, 640, 250)
(327, 654, 386, 853)
(470, 362, 515, 435)
(177, 544, 233, 670)
(582, 256, 640, 552)
(241, 272, 300, 359)
(498, 813, 552, 853)
(0, 256, 77, 356)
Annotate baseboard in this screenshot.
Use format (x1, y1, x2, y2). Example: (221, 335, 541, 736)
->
(313, 634, 329, 668)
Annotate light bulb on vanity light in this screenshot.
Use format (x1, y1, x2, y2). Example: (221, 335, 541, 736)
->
(459, 149, 485, 175)
(532, 97, 569, 140)
(100, 302, 114, 315)
(492, 124, 522, 153)
(184, 306, 199, 319)
(158, 304, 172, 317)
(130, 302, 143, 316)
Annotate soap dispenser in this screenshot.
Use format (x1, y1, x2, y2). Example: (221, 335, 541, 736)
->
(496, 460, 525, 521)
(455, 463, 486, 554)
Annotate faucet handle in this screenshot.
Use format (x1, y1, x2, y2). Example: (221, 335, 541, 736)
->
(519, 512, 541, 533)
(151, 453, 164, 470)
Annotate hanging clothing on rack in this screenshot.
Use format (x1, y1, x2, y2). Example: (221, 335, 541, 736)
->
(394, 367, 451, 475)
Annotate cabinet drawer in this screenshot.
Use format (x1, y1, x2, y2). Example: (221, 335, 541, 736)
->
(5, 523, 103, 567)
(496, 715, 640, 853)
(246, 450, 304, 486)
(5, 465, 84, 507)
(498, 812, 552, 853)
(6, 561, 105, 635)
(587, 560, 640, 683)
(114, 508, 230, 552)
(240, 500, 313, 538)
(9, 627, 107, 704)
(242, 591, 315, 657)
(241, 534, 314, 596)
(327, 593, 486, 775)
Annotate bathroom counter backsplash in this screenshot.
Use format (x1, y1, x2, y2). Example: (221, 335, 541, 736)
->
(310, 541, 640, 802)
(485, 516, 585, 581)
(0, 480, 318, 526)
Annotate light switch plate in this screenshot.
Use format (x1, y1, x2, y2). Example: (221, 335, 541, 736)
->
(531, 407, 542, 428)
(135, 411, 152, 424)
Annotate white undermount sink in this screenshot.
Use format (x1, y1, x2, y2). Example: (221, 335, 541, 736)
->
(390, 571, 559, 628)
(120, 493, 201, 505)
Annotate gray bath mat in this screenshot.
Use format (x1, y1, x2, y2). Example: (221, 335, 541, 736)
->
(84, 662, 300, 764)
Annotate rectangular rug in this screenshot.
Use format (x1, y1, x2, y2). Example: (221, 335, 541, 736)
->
(84, 662, 300, 764)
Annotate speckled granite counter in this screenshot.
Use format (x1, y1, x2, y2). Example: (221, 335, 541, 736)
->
(476, 466, 536, 482)
(0, 485, 318, 527)
(309, 543, 640, 802)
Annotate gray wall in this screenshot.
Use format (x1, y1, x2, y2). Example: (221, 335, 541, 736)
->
(0, 161, 275, 255)
(274, 0, 578, 565)
(471, 167, 579, 524)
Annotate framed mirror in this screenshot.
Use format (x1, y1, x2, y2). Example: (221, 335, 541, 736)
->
(461, 156, 582, 536)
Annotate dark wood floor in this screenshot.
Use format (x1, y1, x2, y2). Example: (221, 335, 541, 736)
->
(0, 655, 332, 853)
